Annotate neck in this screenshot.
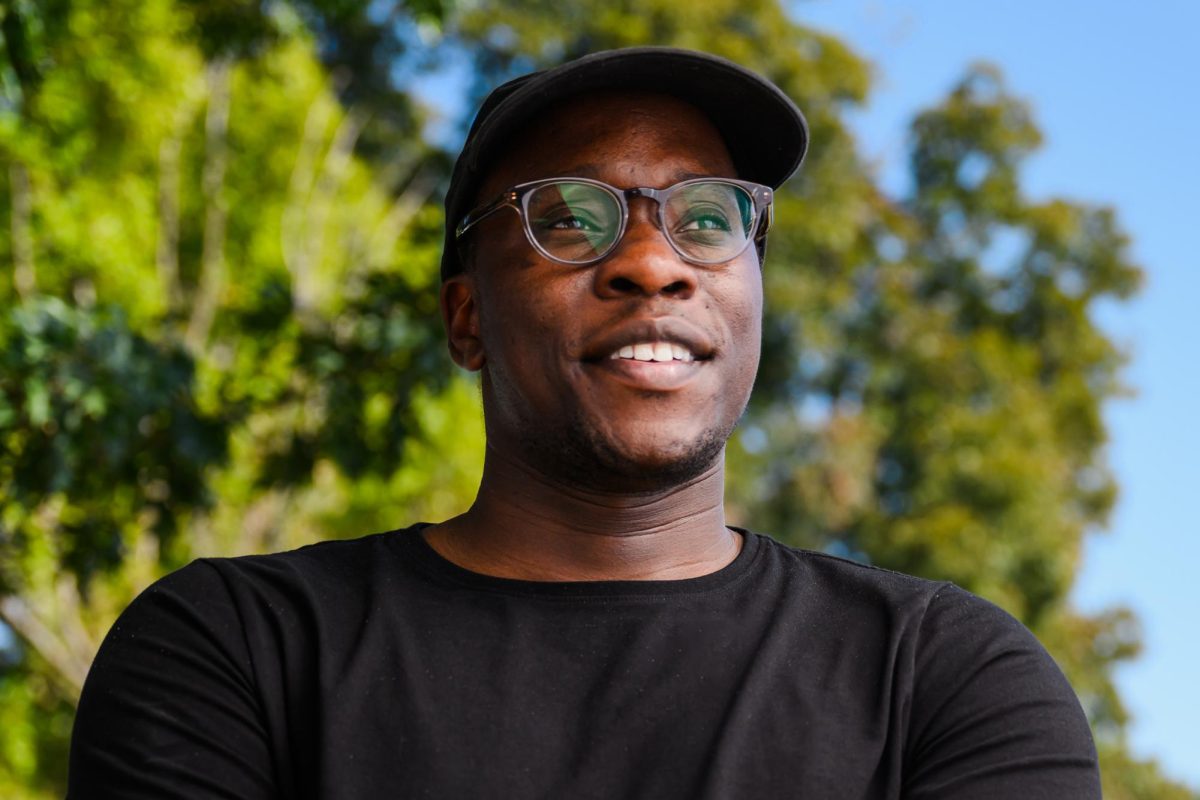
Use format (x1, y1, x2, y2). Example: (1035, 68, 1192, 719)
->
(423, 445, 741, 581)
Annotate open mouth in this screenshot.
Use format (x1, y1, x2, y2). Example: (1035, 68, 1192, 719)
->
(608, 342, 697, 363)
(583, 338, 710, 393)
(578, 318, 716, 384)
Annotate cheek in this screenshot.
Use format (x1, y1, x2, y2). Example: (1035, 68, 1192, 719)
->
(711, 264, 763, 356)
(475, 246, 543, 346)
(476, 266, 588, 384)
(707, 268, 763, 411)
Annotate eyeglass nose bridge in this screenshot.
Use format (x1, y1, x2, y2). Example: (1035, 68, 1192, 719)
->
(618, 186, 670, 234)
(623, 187, 662, 202)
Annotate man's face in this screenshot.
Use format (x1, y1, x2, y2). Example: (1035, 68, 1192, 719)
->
(445, 91, 763, 492)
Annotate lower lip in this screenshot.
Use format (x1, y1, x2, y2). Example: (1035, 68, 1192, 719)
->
(585, 357, 705, 391)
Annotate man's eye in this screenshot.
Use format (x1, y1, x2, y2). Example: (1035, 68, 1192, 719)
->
(678, 212, 732, 232)
(552, 215, 599, 231)
(536, 209, 603, 232)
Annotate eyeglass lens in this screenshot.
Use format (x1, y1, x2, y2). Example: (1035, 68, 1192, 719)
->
(527, 182, 622, 264)
(525, 181, 756, 265)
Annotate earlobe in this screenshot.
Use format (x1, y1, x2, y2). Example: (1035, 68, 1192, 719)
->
(440, 276, 485, 371)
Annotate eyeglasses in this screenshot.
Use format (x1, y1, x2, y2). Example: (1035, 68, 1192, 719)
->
(455, 177, 774, 267)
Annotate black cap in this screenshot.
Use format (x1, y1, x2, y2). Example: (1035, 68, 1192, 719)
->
(440, 46, 809, 279)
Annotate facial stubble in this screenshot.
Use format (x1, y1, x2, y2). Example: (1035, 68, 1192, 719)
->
(511, 386, 746, 495)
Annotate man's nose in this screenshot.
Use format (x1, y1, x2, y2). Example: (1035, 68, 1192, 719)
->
(592, 202, 696, 300)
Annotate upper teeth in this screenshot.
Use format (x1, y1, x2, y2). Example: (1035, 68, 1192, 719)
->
(610, 342, 695, 363)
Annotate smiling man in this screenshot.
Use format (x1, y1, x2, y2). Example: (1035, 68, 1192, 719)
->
(429, 88, 760, 581)
(69, 48, 1101, 798)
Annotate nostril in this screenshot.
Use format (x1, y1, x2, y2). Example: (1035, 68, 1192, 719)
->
(663, 280, 689, 295)
(609, 276, 638, 293)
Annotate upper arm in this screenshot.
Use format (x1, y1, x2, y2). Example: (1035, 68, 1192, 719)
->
(68, 561, 277, 799)
(902, 585, 1100, 800)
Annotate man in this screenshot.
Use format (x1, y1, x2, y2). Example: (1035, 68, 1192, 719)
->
(70, 48, 1100, 798)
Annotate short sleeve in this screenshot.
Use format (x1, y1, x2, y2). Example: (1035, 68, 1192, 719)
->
(903, 584, 1101, 799)
(68, 561, 276, 799)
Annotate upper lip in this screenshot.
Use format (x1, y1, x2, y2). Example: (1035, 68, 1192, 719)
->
(581, 317, 715, 362)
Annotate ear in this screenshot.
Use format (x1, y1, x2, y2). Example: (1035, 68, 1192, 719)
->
(440, 275, 485, 371)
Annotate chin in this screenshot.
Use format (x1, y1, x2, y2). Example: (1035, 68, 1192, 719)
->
(533, 417, 730, 494)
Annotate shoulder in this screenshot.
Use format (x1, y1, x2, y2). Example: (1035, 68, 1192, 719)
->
(751, 533, 1076, 692)
(751, 531, 941, 589)
(746, 533, 1099, 795)
(747, 532, 951, 623)
(92, 525, 424, 661)
(90, 525, 433, 688)
(71, 526, 431, 796)
(749, 534, 1040, 638)
(194, 525, 415, 583)
(903, 583, 1100, 795)
(154, 525, 426, 610)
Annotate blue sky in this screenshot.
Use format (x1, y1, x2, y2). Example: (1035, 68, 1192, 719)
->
(792, 0, 1199, 786)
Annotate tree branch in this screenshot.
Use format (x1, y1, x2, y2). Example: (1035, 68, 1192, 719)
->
(282, 94, 335, 311)
(185, 56, 234, 353)
(0, 591, 93, 698)
(9, 159, 35, 298)
(155, 112, 190, 313)
(291, 105, 370, 318)
(367, 163, 439, 271)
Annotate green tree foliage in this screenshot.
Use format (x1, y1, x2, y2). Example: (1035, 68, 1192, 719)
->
(0, 298, 224, 582)
(0, 0, 1193, 796)
(0, 1, 475, 794)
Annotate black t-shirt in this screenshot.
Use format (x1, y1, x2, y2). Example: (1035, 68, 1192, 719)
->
(69, 525, 1100, 798)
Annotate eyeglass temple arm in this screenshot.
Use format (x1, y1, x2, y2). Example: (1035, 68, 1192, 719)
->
(753, 187, 775, 241)
(751, 188, 774, 267)
(756, 201, 774, 239)
(455, 191, 519, 239)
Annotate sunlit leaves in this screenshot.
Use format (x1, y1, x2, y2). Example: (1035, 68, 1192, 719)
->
(0, 297, 225, 581)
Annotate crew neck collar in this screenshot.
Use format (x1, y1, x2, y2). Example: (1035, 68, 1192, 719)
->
(395, 523, 762, 599)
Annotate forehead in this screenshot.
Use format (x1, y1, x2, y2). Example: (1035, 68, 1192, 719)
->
(475, 90, 738, 200)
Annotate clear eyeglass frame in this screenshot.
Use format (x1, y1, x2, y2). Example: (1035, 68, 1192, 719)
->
(455, 176, 774, 267)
